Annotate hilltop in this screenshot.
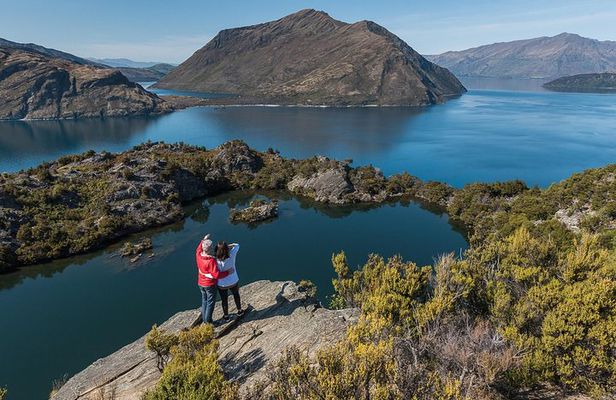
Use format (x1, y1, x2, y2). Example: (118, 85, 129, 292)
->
(155, 9, 465, 105)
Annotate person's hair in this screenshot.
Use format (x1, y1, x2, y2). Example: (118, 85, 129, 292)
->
(216, 241, 230, 260)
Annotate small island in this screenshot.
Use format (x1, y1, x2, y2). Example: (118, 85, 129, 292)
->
(229, 199, 279, 225)
(543, 72, 616, 93)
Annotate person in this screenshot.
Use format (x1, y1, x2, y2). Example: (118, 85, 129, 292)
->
(215, 241, 244, 321)
(196, 234, 233, 324)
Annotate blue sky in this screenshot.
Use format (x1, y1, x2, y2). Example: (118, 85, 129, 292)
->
(3, 0, 616, 63)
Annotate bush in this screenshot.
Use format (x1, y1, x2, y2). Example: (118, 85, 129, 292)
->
(143, 324, 237, 400)
(145, 325, 178, 371)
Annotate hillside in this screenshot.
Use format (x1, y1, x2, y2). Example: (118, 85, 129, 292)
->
(155, 9, 465, 105)
(0, 37, 101, 66)
(427, 33, 616, 79)
(543, 72, 616, 92)
(0, 44, 173, 120)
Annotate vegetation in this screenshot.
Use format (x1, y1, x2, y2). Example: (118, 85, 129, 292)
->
(145, 324, 179, 371)
(0, 387, 6, 400)
(249, 165, 616, 399)
(143, 324, 237, 400)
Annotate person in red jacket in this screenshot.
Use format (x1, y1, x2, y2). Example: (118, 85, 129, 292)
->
(196, 234, 233, 324)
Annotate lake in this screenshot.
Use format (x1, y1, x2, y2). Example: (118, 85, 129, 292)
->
(1, 84, 615, 187)
(0, 192, 467, 399)
(1, 82, 615, 398)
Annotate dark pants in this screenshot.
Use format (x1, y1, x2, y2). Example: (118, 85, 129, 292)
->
(200, 286, 217, 324)
(218, 284, 242, 315)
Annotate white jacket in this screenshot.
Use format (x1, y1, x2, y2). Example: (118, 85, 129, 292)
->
(217, 243, 240, 288)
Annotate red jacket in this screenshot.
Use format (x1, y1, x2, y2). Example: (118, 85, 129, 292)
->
(196, 242, 230, 287)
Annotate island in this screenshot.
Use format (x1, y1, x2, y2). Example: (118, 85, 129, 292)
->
(154, 9, 466, 106)
(543, 72, 616, 93)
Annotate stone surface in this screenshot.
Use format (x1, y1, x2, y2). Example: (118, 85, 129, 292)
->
(155, 9, 465, 106)
(0, 43, 173, 120)
(52, 280, 357, 400)
(427, 33, 616, 79)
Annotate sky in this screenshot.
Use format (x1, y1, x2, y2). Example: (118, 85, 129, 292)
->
(2, 0, 616, 64)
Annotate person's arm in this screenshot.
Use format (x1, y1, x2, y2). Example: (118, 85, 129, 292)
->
(196, 242, 203, 257)
(210, 259, 232, 279)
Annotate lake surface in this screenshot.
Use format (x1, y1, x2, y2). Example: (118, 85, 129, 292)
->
(1, 81, 615, 398)
(0, 192, 467, 399)
(1, 85, 615, 187)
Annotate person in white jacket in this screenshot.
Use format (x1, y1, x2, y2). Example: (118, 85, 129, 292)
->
(215, 242, 244, 321)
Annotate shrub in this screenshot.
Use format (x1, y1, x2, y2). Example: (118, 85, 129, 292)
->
(143, 324, 237, 400)
(145, 325, 178, 371)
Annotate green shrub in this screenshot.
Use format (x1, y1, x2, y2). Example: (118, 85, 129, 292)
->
(143, 324, 237, 400)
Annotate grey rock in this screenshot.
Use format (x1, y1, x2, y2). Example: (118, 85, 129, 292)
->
(52, 280, 356, 400)
(288, 167, 354, 204)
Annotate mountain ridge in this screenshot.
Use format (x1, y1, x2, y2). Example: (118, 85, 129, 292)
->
(427, 33, 616, 79)
(155, 9, 465, 105)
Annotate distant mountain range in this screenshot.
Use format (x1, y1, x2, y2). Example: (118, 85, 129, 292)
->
(155, 9, 465, 106)
(87, 58, 174, 69)
(427, 33, 616, 79)
(543, 72, 616, 93)
(115, 64, 176, 82)
(0, 38, 171, 120)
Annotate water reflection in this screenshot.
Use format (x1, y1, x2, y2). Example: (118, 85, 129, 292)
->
(0, 117, 158, 171)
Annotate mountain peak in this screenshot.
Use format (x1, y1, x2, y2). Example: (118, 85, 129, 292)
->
(283, 8, 332, 20)
(155, 10, 465, 106)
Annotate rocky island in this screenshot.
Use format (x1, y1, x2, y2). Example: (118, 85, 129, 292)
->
(543, 72, 616, 92)
(229, 199, 279, 224)
(0, 39, 173, 120)
(154, 9, 466, 106)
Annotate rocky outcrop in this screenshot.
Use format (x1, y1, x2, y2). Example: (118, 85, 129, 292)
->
(155, 9, 465, 106)
(0, 44, 173, 120)
(543, 72, 616, 92)
(229, 199, 279, 224)
(51, 280, 357, 400)
(427, 33, 616, 79)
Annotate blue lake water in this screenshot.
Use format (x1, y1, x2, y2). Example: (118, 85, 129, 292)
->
(0, 193, 466, 399)
(0, 82, 615, 398)
(1, 86, 615, 187)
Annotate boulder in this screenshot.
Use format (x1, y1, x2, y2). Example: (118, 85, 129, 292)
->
(288, 167, 354, 204)
(52, 280, 357, 400)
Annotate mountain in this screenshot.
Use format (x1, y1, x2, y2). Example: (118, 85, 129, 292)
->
(115, 63, 176, 82)
(155, 9, 465, 106)
(0, 37, 101, 66)
(543, 72, 616, 92)
(0, 43, 172, 120)
(427, 33, 616, 79)
(88, 58, 168, 68)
